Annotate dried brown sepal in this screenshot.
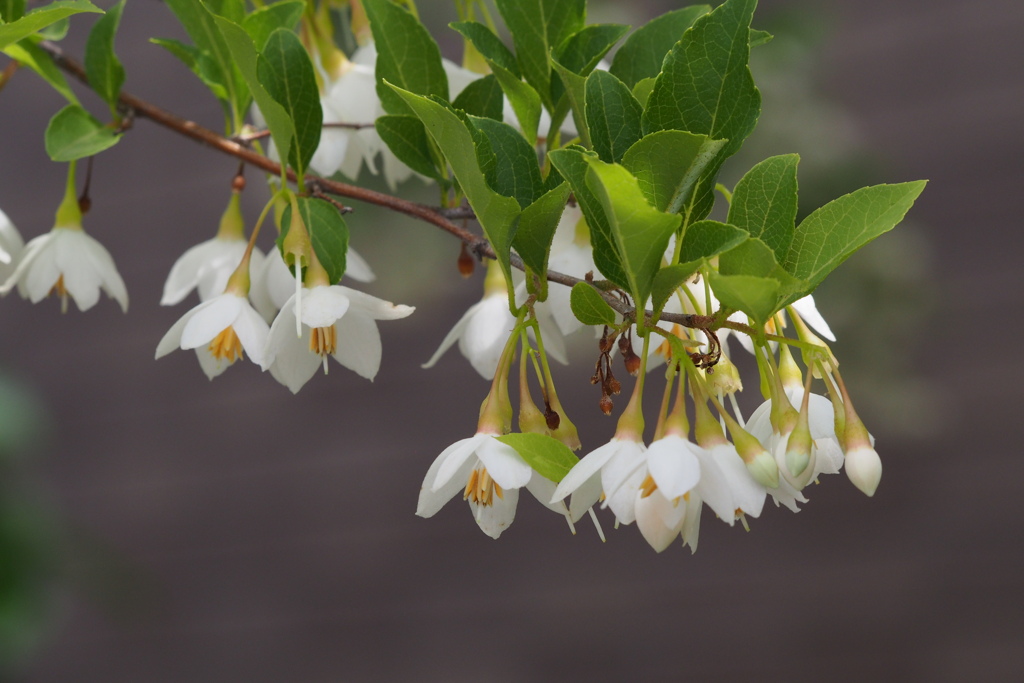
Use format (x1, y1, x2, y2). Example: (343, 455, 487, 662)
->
(457, 242, 475, 278)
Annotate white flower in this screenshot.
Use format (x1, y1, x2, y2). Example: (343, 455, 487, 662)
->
(551, 437, 647, 525)
(161, 237, 265, 306)
(262, 284, 414, 392)
(844, 444, 882, 497)
(791, 294, 835, 342)
(539, 205, 602, 337)
(1, 226, 127, 313)
(155, 292, 269, 379)
(416, 432, 567, 539)
(0, 207, 25, 279)
(250, 247, 376, 322)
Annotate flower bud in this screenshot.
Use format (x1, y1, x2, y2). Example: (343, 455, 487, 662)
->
(457, 242, 474, 278)
(745, 448, 780, 489)
(845, 445, 882, 497)
(599, 394, 614, 415)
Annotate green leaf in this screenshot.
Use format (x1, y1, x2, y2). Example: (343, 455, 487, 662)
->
(549, 58, 589, 146)
(489, 62, 542, 145)
(584, 157, 681, 309)
(471, 116, 543, 209)
(749, 28, 773, 47)
(513, 182, 571, 291)
(631, 77, 656, 108)
(621, 130, 726, 214)
(205, 0, 244, 23)
(375, 115, 441, 181)
(643, 0, 761, 222)
(550, 23, 629, 104)
(496, 432, 579, 484)
(164, 0, 248, 130)
(706, 272, 781, 325)
(450, 21, 518, 76)
(242, 0, 303, 50)
(280, 198, 349, 284)
(212, 16, 294, 172)
(0, 0, 100, 49)
(585, 70, 642, 164)
(452, 73, 504, 120)
(44, 104, 119, 161)
(717, 237, 807, 322)
(652, 219, 749, 314)
(258, 28, 322, 178)
(570, 282, 616, 326)
(0, 0, 26, 23)
(37, 15, 68, 40)
(83, 0, 125, 111)
(548, 147, 626, 289)
(727, 154, 799, 261)
(609, 5, 710, 88)
(495, 0, 585, 110)
(364, 0, 447, 116)
(390, 85, 522, 300)
(3, 39, 79, 104)
(782, 181, 927, 294)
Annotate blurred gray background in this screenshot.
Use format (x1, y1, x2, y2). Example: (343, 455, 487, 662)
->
(0, 0, 1022, 680)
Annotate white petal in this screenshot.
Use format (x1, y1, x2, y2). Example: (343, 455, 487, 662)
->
(195, 346, 230, 380)
(471, 486, 520, 539)
(421, 301, 481, 369)
(475, 437, 532, 490)
(344, 247, 376, 283)
(262, 296, 298, 368)
(232, 302, 271, 366)
(57, 234, 103, 311)
(551, 440, 622, 503)
(433, 434, 488, 492)
(337, 286, 414, 320)
(791, 294, 836, 341)
(646, 436, 702, 500)
(155, 307, 198, 359)
(161, 240, 217, 306)
(635, 492, 683, 553)
(416, 448, 475, 518)
(524, 473, 568, 515)
(568, 475, 603, 524)
(459, 295, 514, 378)
(180, 295, 243, 349)
(331, 311, 381, 380)
(681, 493, 703, 553)
(300, 286, 350, 328)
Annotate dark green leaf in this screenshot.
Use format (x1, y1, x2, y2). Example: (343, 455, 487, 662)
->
(489, 62, 541, 145)
(452, 73, 504, 120)
(548, 147, 627, 289)
(390, 85, 522, 301)
(83, 0, 125, 110)
(364, 0, 447, 116)
(375, 115, 441, 180)
(621, 130, 726, 214)
(258, 28, 322, 178)
(36, 15, 68, 40)
(450, 21, 518, 76)
(569, 282, 616, 326)
(782, 181, 927, 294)
(609, 5, 709, 88)
(205, 0, 243, 23)
(678, 220, 748, 263)
(717, 237, 807, 322)
(643, 0, 761, 223)
(0, 0, 26, 23)
(3, 39, 79, 104)
(212, 16, 294, 170)
(496, 433, 579, 484)
(280, 198, 349, 283)
(727, 154, 799, 261)
(549, 59, 588, 146)
(242, 0, 303, 50)
(471, 116, 544, 208)
(706, 272, 780, 325)
(749, 28, 772, 47)
(631, 77, 656, 108)
(495, 0, 585, 109)
(513, 182, 571, 290)
(44, 104, 119, 161)
(550, 23, 629, 104)
(584, 157, 682, 309)
(585, 70, 642, 164)
(0, 0, 101, 49)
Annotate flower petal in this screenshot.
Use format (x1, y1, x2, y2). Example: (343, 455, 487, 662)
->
(300, 286, 350, 328)
(344, 247, 376, 283)
(161, 239, 217, 306)
(416, 447, 475, 518)
(475, 437, 532, 490)
(470, 486, 520, 539)
(337, 286, 414, 320)
(635, 492, 682, 553)
(421, 301, 480, 369)
(791, 294, 835, 341)
(180, 295, 243, 350)
(194, 346, 230, 380)
(231, 301, 271, 366)
(646, 436, 702, 500)
(433, 434, 488, 492)
(551, 440, 622, 503)
(331, 311, 381, 380)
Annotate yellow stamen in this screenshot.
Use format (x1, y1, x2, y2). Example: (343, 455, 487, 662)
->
(640, 473, 658, 498)
(309, 325, 337, 356)
(49, 275, 69, 313)
(208, 327, 244, 363)
(463, 466, 504, 507)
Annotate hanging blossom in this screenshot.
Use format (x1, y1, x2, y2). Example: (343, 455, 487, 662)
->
(423, 259, 566, 379)
(0, 163, 127, 313)
(0, 206, 25, 282)
(262, 268, 414, 392)
(536, 204, 603, 337)
(161, 190, 265, 306)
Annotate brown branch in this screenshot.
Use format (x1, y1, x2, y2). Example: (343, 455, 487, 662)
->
(39, 42, 710, 332)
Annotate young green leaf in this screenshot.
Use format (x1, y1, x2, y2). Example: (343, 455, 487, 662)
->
(258, 28, 322, 178)
(584, 157, 681, 310)
(512, 182, 571, 293)
(585, 70, 643, 164)
(280, 198, 349, 284)
(495, 0, 585, 109)
(496, 433, 580, 484)
(0, 0, 101, 50)
(0, 0, 26, 23)
(782, 181, 928, 294)
(212, 16, 294, 173)
(489, 63, 542, 145)
(549, 23, 629, 104)
(643, 0, 761, 223)
(716, 237, 807, 322)
(548, 147, 627, 290)
(727, 154, 799, 261)
(3, 39, 80, 104)
(452, 73, 504, 120)
(570, 282, 617, 327)
(450, 21, 519, 76)
(389, 85, 521, 302)
(549, 59, 589, 147)
(621, 130, 726, 215)
(608, 5, 710, 88)
(83, 0, 125, 111)
(44, 104, 119, 161)
(471, 116, 544, 209)
(651, 219, 750, 313)
(242, 0, 303, 50)
(706, 272, 781, 325)
(364, 0, 448, 116)
(375, 115, 441, 181)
